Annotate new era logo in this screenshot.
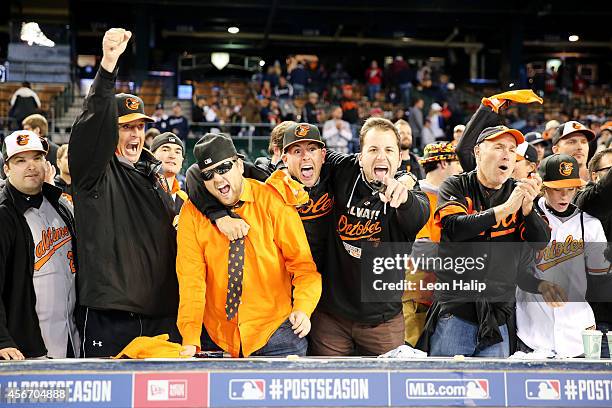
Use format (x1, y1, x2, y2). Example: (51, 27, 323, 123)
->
(229, 379, 265, 400)
(204, 158, 212, 165)
(147, 380, 187, 401)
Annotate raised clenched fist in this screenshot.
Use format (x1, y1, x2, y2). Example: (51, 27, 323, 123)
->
(101, 28, 132, 72)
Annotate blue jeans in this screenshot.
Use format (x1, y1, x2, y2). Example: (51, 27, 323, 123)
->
(597, 322, 611, 358)
(399, 82, 412, 107)
(429, 314, 510, 357)
(200, 319, 307, 357)
(367, 84, 381, 101)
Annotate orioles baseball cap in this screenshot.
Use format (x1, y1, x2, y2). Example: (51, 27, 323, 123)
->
(2, 130, 49, 161)
(115, 93, 154, 124)
(516, 142, 538, 163)
(476, 125, 525, 145)
(150, 132, 184, 155)
(599, 121, 612, 135)
(552, 121, 595, 145)
(419, 142, 457, 165)
(538, 153, 586, 188)
(282, 123, 325, 152)
(193, 133, 244, 170)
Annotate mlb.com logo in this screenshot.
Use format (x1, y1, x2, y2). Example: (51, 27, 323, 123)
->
(147, 379, 187, 401)
(406, 379, 489, 399)
(525, 380, 561, 400)
(229, 379, 266, 400)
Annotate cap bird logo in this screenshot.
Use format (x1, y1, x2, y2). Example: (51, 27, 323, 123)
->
(295, 124, 310, 137)
(559, 162, 573, 177)
(126, 97, 140, 111)
(572, 122, 583, 130)
(16, 134, 30, 146)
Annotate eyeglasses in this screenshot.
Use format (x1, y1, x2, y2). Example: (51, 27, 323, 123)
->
(595, 165, 611, 174)
(201, 160, 236, 181)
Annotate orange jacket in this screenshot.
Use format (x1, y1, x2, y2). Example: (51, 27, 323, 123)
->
(176, 178, 321, 357)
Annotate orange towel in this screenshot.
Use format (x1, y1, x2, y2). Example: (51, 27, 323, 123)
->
(113, 334, 189, 359)
(481, 89, 544, 113)
(265, 169, 309, 207)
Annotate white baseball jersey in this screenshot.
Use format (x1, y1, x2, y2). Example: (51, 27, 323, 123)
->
(516, 196, 610, 357)
(24, 197, 80, 358)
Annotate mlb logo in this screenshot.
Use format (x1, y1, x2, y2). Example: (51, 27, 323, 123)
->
(147, 380, 188, 401)
(229, 379, 266, 400)
(525, 380, 561, 400)
(465, 380, 489, 399)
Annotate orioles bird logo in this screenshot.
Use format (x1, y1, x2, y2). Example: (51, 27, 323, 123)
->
(295, 124, 310, 137)
(559, 161, 573, 177)
(16, 134, 30, 146)
(572, 122, 583, 130)
(125, 97, 140, 111)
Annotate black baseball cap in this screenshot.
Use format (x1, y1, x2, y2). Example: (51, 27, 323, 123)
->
(516, 142, 538, 163)
(552, 121, 595, 145)
(538, 153, 586, 188)
(476, 125, 525, 145)
(150, 132, 184, 155)
(525, 131, 547, 146)
(115, 93, 154, 124)
(194, 133, 244, 170)
(282, 123, 324, 152)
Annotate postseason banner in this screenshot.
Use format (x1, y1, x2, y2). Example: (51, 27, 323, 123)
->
(2, 369, 612, 407)
(208, 371, 389, 407)
(0, 374, 132, 407)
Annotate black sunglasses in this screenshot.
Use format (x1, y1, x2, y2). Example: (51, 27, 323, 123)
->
(595, 165, 611, 174)
(201, 160, 236, 181)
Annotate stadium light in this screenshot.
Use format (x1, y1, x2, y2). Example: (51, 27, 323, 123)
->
(228, 26, 240, 34)
(259, 60, 265, 67)
(211, 52, 230, 70)
(20, 22, 55, 47)
(568, 35, 579, 42)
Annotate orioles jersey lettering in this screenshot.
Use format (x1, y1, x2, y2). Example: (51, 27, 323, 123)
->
(34, 226, 72, 271)
(298, 192, 334, 220)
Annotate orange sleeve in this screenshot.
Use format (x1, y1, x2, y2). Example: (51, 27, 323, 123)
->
(270, 195, 322, 317)
(176, 201, 208, 349)
(434, 203, 467, 229)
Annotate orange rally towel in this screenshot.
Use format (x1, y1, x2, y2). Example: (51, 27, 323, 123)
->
(265, 169, 309, 207)
(481, 89, 544, 113)
(113, 334, 189, 359)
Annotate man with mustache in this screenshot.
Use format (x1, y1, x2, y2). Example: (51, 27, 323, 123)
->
(69, 28, 179, 357)
(551, 121, 595, 183)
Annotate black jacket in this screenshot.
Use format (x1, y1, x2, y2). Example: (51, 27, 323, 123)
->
(69, 67, 178, 317)
(420, 170, 551, 349)
(456, 104, 504, 173)
(319, 152, 430, 324)
(574, 169, 612, 324)
(0, 182, 76, 357)
(400, 152, 425, 180)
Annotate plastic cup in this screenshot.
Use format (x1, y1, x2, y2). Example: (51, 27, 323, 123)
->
(582, 330, 603, 359)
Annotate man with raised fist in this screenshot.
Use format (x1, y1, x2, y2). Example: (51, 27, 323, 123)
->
(69, 28, 180, 357)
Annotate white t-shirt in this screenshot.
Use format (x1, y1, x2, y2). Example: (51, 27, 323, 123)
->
(516, 197, 609, 357)
(24, 197, 80, 358)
